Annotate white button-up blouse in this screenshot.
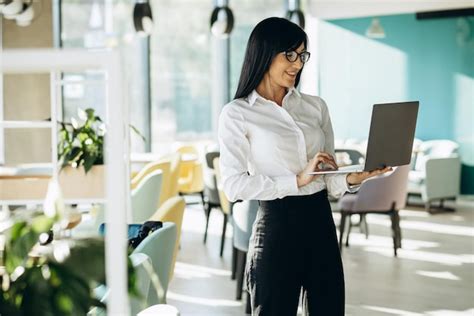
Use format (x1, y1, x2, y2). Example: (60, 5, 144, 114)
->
(218, 88, 353, 202)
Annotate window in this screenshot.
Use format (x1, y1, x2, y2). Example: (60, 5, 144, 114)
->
(60, 0, 150, 152)
(149, 0, 213, 151)
(230, 1, 285, 94)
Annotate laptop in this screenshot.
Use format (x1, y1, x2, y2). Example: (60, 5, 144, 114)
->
(308, 101, 419, 175)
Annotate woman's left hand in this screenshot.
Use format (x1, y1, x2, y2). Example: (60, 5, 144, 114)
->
(346, 166, 393, 186)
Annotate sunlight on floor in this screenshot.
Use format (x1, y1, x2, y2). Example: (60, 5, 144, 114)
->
(167, 290, 243, 307)
(399, 210, 430, 218)
(415, 270, 460, 281)
(174, 262, 231, 278)
(344, 232, 439, 250)
(362, 305, 422, 316)
(366, 217, 474, 237)
(364, 247, 474, 266)
(363, 305, 474, 316)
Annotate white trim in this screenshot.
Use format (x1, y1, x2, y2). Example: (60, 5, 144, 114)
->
(1, 48, 130, 315)
(0, 18, 4, 165)
(50, 72, 60, 182)
(0, 121, 53, 128)
(52, 79, 107, 85)
(1, 198, 107, 205)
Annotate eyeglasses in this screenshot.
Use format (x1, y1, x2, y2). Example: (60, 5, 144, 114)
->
(283, 50, 311, 63)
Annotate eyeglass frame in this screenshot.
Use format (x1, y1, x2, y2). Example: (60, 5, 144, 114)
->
(282, 50, 311, 63)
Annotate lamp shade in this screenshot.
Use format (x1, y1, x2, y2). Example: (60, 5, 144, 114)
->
(16, 3, 34, 27)
(2, 0, 36, 27)
(286, 9, 305, 29)
(133, 1, 153, 37)
(2, 0, 23, 17)
(210, 6, 234, 37)
(366, 17, 386, 39)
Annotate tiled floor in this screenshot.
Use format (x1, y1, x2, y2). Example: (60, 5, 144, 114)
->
(167, 197, 474, 315)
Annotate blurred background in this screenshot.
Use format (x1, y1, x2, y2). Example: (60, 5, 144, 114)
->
(0, 0, 473, 315)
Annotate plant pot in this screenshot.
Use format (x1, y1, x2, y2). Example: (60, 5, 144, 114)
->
(0, 175, 50, 200)
(59, 165, 105, 200)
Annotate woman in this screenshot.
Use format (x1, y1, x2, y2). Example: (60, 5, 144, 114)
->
(218, 17, 390, 315)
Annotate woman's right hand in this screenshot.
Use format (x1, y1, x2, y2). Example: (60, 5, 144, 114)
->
(296, 152, 338, 188)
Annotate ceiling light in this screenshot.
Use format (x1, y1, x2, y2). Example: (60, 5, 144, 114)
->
(210, 6, 234, 38)
(2, 0, 23, 17)
(286, 9, 305, 29)
(133, 0, 153, 37)
(15, 3, 34, 26)
(366, 17, 386, 39)
(1, 0, 37, 27)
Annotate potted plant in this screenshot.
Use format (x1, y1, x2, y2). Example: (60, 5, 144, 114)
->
(57, 108, 144, 199)
(57, 108, 106, 200)
(0, 210, 138, 316)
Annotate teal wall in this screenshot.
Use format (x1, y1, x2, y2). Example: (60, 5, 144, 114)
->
(319, 14, 474, 194)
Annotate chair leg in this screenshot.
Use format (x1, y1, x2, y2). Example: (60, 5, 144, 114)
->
(345, 214, 352, 247)
(236, 250, 247, 300)
(390, 211, 399, 257)
(199, 191, 205, 210)
(245, 291, 251, 314)
(203, 205, 211, 244)
(394, 210, 402, 250)
(231, 246, 237, 280)
(362, 214, 369, 239)
(220, 213, 228, 257)
(339, 212, 347, 252)
(425, 201, 432, 213)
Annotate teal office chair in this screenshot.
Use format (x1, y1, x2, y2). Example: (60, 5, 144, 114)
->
(132, 222, 177, 305)
(91, 252, 153, 316)
(131, 170, 163, 223)
(129, 253, 153, 315)
(232, 200, 258, 314)
(74, 169, 162, 237)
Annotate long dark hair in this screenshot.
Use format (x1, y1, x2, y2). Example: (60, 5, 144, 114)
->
(234, 17, 308, 100)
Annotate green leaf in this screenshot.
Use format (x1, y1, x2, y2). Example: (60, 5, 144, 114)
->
(10, 221, 28, 242)
(78, 132, 89, 142)
(66, 147, 82, 163)
(31, 216, 54, 234)
(83, 153, 96, 173)
(6, 229, 39, 273)
(85, 108, 95, 120)
(129, 124, 146, 142)
(56, 292, 73, 313)
(55, 238, 106, 284)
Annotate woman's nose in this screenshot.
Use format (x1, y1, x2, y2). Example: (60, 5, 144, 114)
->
(293, 58, 303, 69)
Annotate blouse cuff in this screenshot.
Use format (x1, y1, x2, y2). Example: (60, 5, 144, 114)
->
(345, 174, 361, 193)
(275, 175, 299, 198)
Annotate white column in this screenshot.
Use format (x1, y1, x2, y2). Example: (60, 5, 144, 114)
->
(104, 50, 130, 315)
(211, 0, 231, 141)
(300, 15, 320, 96)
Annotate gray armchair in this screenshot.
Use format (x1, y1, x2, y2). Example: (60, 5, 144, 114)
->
(407, 140, 461, 213)
(338, 165, 410, 256)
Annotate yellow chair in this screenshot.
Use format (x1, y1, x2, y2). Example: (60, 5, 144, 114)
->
(131, 160, 172, 207)
(161, 152, 181, 199)
(176, 144, 199, 158)
(149, 196, 186, 280)
(213, 157, 232, 257)
(176, 145, 205, 207)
